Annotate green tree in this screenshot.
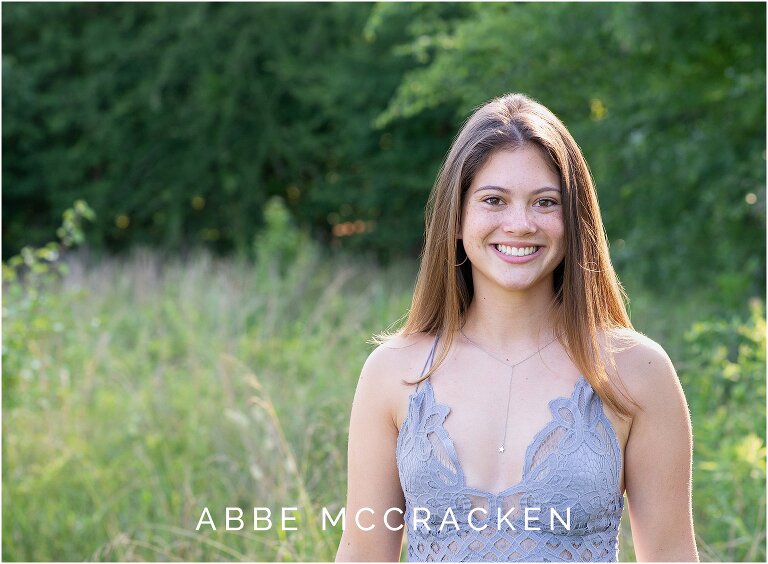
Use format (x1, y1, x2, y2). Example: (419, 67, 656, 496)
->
(375, 2, 766, 301)
(4, 3, 764, 302)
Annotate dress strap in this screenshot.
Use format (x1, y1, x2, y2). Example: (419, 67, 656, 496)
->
(415, 333, 440, 391)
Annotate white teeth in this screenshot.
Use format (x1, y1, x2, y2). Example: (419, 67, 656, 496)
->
(496, 244, 539, 257)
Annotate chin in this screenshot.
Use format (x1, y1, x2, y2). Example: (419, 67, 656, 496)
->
(496, 274, 553, 292)
(496, 280, 539, 292)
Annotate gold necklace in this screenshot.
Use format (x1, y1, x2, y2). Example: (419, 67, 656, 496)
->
(459, 328, 559, 454)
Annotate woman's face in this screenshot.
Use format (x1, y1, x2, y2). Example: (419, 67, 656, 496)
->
(458, 145, 566, 294)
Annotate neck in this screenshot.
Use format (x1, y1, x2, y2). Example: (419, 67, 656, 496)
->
(460, 277, 560, 352)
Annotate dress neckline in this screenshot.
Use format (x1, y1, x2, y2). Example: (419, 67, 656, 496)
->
(403, 374, 623, 500)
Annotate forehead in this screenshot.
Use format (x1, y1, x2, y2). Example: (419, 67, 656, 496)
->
(471, 146, 561, 191)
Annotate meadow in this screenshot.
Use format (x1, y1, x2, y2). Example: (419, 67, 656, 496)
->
(2, 206, 765, 562)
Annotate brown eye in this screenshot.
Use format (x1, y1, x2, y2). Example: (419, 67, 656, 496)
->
(483, 196, 503, 206)
(535, 198, 558, 208)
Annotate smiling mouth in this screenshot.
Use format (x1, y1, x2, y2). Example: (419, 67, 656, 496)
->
(494, 244, 541, 257)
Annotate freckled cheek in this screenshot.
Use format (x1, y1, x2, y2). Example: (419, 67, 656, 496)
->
(539, 212, 564, 233)
(461, 216, 496, 249)
(544, 221, 565, 237)
(540, 215, 566, 255)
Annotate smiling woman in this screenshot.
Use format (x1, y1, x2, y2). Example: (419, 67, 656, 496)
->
(460, 146, 565, 286)
(335, 93, 699, 562)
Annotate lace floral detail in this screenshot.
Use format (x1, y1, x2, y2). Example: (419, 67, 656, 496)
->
(396, 366, 625, 562)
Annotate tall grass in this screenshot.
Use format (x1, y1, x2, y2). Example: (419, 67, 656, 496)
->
(3, 236, 416, 560)
(3, 202, 765, 561)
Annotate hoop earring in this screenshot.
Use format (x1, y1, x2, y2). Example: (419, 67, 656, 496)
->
(454, 255, 468, 267)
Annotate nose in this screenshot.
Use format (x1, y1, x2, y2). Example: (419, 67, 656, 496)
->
(502, 202, 536, 234)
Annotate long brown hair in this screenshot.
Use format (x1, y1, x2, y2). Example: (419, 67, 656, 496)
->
(375, 93, 639, 417)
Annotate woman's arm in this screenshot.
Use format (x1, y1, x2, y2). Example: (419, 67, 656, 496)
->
(623, 338, 699, 561)
(336, 346, 407, 561)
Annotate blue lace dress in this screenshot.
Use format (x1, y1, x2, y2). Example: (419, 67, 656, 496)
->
(396, 334, 624, 562)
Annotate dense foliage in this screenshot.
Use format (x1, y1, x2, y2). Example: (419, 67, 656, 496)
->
(4, 2, 765, 303)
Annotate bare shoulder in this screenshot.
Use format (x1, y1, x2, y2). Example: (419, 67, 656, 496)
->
(355, 331, 437, 427)
(599, 327, 686, 415)
(363, 331, 437, 379)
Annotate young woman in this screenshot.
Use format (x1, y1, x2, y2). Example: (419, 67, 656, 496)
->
(335, 93, 698, 562)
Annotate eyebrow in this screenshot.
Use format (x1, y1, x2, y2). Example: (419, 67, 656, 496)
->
(474, 185, 561, 195)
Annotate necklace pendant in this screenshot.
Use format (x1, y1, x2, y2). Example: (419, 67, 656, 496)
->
(498, 445, 505, 453)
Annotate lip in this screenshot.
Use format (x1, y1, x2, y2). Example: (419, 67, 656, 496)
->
(490, 243, 544, 264)
(493, 242, 544, 248)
